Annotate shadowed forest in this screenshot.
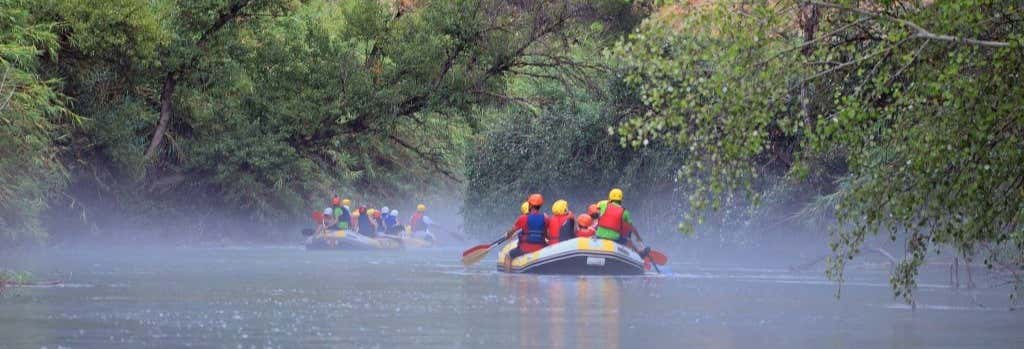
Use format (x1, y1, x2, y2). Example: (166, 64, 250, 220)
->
(2, 0, 1022, 303)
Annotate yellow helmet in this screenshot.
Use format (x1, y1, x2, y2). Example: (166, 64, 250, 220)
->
(417, 204, 426, 212)
(552, 200, 569, 215)
(342, 198, 351, 206)
(368, 208, 377, 216)
(520, 201, 529, 215)
(351, 210, 360, 217)
(608, 188, 623, 201)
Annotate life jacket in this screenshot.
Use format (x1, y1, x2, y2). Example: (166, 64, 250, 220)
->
(383, 215, 397, 228)
(546, 214, 573, 244)
(357, 214, 375, 236)
(410, 212, 426, 232)
(521, 212, 547, 244)
(336, 206, 350, 223)
(597, 203, 625, 234)
(576, 226, 595, 238)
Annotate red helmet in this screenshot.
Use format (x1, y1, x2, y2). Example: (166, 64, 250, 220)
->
(577, 214, 593, 227)
(372, 210, 382, 218)
(587, 204, 599, 216)
(331, 196, 341, 206)
(527, 194, 544, 206)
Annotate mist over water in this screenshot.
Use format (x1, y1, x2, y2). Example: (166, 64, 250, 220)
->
(1, 239, 1021, 348)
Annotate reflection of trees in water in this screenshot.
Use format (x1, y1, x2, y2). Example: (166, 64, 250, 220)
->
(507, 276, 623, 349)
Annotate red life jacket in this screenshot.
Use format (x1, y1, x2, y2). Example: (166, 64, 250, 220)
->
(410, 212, 425, 232)
(597, 203, 625, 233)
(576, 226, 595, 237)
(546, 214, 572, 244)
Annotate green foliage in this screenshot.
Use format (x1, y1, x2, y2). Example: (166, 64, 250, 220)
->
(0, 0, 75, 244)
(464, 78, 685, 235)
(615, 0, 1024, 302)
(0, 0, 634, 243)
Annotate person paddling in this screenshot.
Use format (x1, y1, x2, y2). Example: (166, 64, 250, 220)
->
(547, 199, 574, 245)
(409, 204, 436, 242)
(504, 194, 548, 271)
(318, 208, 335, 236)
(356, 206, 376, 237)
(335, 198, 352, 230)
(386, 210, 403, 235)
(575, 214, 595, 238)
(597, 189, 634, 245)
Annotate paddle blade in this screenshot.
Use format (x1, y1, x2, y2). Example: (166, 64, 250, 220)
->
(462, 243, 491, 257)
(648, 250, 668, 265)
(301, 228, 315, 236)
(461, 247, 492, 266)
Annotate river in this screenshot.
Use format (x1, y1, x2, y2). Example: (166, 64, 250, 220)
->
(1, 245, 1021, 348)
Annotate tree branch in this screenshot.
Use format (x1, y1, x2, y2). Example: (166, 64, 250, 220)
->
(386, 134, 462, 183)
(806, 1, 1011, 48)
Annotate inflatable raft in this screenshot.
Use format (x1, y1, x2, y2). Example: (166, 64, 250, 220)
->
(305, 230, 434, 250)
(495, 237, 645, 275)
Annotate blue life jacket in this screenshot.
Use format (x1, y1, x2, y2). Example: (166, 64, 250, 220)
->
(357, 214, 374, 236)
(337, 206, 351, 224)
(383, 215, 398, 228)
(523, 212, 547, 244)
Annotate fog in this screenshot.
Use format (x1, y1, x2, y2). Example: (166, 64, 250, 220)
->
(2, 193, 1022, 348)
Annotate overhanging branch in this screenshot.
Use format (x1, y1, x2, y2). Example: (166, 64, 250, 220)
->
(806, 1, 1011, 48)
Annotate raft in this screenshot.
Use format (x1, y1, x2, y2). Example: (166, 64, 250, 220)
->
(495, 237, 645, 275)
(305, 230, 434, 250)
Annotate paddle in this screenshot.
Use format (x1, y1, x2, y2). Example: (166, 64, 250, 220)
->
(461, 233, 514, 266)
(624, 222, 668, 266)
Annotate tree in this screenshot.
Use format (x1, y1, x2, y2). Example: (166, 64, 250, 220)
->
(613, 0, 1024, 303)
(0, 0, 78, 243)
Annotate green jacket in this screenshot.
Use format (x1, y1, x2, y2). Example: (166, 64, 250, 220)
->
(596, 201, 631, 240)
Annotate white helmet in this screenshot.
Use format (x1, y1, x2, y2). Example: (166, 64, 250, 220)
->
(323, 207, 333, 216)
(390, 210, 399, 217)
(381, 206, 390, 214)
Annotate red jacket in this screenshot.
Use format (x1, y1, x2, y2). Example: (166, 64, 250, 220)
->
(546, 213, 573, 244)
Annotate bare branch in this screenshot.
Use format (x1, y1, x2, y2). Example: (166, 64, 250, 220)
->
(806, 1, 1011, 48)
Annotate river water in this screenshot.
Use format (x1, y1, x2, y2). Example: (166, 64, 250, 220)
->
(1, 246, 1021, 348)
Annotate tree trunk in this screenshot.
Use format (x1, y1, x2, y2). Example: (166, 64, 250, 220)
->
(799, 4, 820, 127)
(145, 72, 177, 159)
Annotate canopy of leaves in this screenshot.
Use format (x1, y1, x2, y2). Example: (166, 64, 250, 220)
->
(0, 0, 76, 244)
(613, 0, 1024, 303)
(1, 0, 641, 242)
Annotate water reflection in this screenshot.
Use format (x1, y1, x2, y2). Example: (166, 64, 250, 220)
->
(501, 275, 624, 349)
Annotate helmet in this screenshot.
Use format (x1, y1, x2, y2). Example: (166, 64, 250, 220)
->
(323, 207, 334, 216)
(577, 214, 592, 227)
(587, 204, 599, 216)
(342, 198, 351, 206)
(372, 210, 382, 218)
(520, 201, 529, 215)
(417, 204, 426, 212)
(352, 210, 360, 217)
(359, 206, 367, 214)
(331, 196, 340, 206)
(527, 194, 544, 206)
(368, 208, 377, 216)
(608, 188, 623, 201)
(552, 200, 568, 215)
(390, 210, 399, 217)
(381, 206, 390, 214)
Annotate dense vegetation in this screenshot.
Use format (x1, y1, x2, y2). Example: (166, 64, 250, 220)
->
(614, 0, 1023, 302)
(1, 0, 638, 242)
(1, 0, 1021, 303)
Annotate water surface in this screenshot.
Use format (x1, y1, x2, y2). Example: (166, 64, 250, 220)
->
(1, 246, 1020, 348)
